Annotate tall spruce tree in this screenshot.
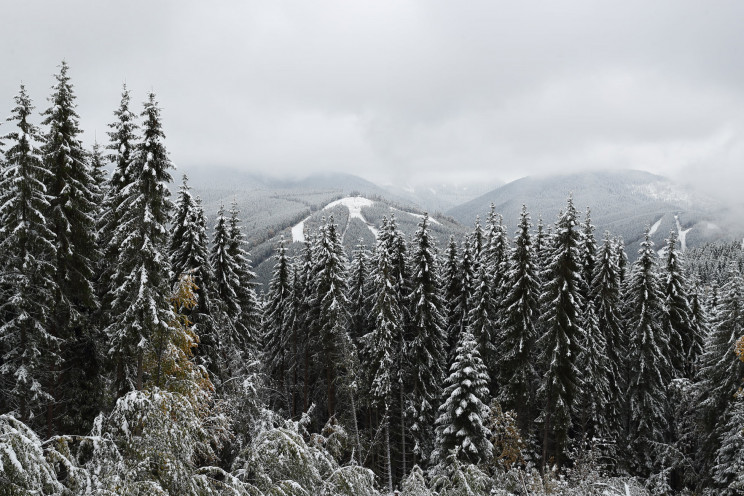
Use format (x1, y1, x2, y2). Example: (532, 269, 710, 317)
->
(264, 238, 293, 414)
(433, 329, 492, 466)
(591, 232, 625, 436)
(106, 92, 175, 396)
(406, 214, 447, 465)
(227, 200, 261, 353)
(313, 217, 350, 420)
(366, 228, 404, 493)
(442, 235, 462, 361)
(498, 205, 539, 436)
(99, 85, 138, 317)
(695, 267, 744, 483)
(41, 61, 100, 433)
(624, 230, 670, 475)
(662, 230, 702, 379)
(348, 241, 371, 345)
(169, 177, 221, 379)
(536, 196, 584, 469)
(0, 86, 58, 425)
(712, 394, 744, 495)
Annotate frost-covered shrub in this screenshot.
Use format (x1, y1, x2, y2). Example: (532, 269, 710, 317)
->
(400, 465, 433, 496)
(324, 464, 378, 496)
(430, 452, 493, 496)
(0, 414, 62, 495)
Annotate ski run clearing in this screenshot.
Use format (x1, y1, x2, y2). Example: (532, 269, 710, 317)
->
(291, 196, 439, 243)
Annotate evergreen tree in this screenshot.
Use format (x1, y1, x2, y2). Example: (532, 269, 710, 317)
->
(313, 217, 350, 420)
(98, 85, 138, 318)
(169, 176, 221, 379)
(712, 394, 744, 495)
(591, 232, 625, 436)
(485, 210, 509, 312)
(453, 236, 475, 358)
(433, 329, 492, 466)
(536, 196, 584, 469)
(263, 238, 293, 413)
(442, 235, 462, 361)
(42, 61, 100, 433)
(662, 230, 702, 379)
(406, 214, 447, 465)
(580, 207, 597, 302)
(696, 267, 744, 481)
(227, 200, 261, 353)
(624, 230, 670, 475)
(348, 241, 371, 345)
(106, 92, 175, 396)
(366, 229, 404, 493)
(89, 141, 107, 205)
(498, 205, 539, 436)
(576, 301, 610, 444)
(471, 216, 485, 267)
(0, 86, 58, 425)
(468, 260, 497, 393)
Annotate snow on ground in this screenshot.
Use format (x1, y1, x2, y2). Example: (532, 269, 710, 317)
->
(290, 196, 442, 243)
(291, 216, 311, 243)
(291, 196, 377, 242)
(648, 216, 663, 236)
(675, 215, 692, 251)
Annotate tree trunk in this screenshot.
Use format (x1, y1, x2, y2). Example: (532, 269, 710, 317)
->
(385, 413, 393, 494)
(136, 350, 143, 391)
(400, 382, 406, 480)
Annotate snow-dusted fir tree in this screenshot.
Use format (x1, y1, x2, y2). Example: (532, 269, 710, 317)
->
(106, 92, 175, 396)
(169, 176, 222, 378)
(471, 216, 485, 267)
(264, 238, 293, 413)
(433, 329, 492, 466)
(536, 196, 584, 469)
(614, 237, 629, 286)
(624, 229, 670, 475)
(227, 200, 261, 352)
(712, 394, 744, 495)
(576, 300, 610, 443)
(468, 259, 498, 393)
(534, 216, 546, 273)
(406, 214, 448, 465)
(580, 207, 597, 301)
(442, 235, 463, 361)
(348, 241, 371, 345)
(89, 141, 107, 206)
(662, 230, 702, 379)
(591, 232, 625, 434)
(498, 205, 539, 435)
(313, 217, 350, 419)
(485, 208, 509, 309)
(366, 224, 404, 493)
(453, 236, 476, 351)
(98, 85, 138, 315)
(0, 85, 58, 424)
(695, 267, 744, 481)
(42, 61, 100, 432)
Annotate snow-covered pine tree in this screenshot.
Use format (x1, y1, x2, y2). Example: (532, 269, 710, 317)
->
(433, 329, 492, 466)
(624, 229, 670, 475)
(662, 230, 703, 379)
(348, 241, 371, 345)
(169, 176, 222, 380)
(452, 236, 475, 361)
(712, 393, 744, 495)
(576, 299, 610, 445)
(98, 85, 138, 319)
(485, 209, 509, 313)
(227, 200, 261, 353)
(210, 204, 240, 330)
(89, 141, 107, 206)
(406, 213, 448, 466)
(468, 257, 498, 394)
(313, 216, 350, 420)
(614, 237, 629, 286)
(536, 196, 584, 469)
(534, 215, 546, 273)
(498, 205, 539, 436)
(695, 266, 744, 484)
(0, 85, 58, 425)
(365, 224, 405, 493)
(106, 92, 175, 396)
(41, 61, 100, 434)
(442, 235, 463, 362)
(264, 238, 293, 414)
(591, 232, 625, 440)
(579, 207, 597, 302)
(471, 216, 485, 268)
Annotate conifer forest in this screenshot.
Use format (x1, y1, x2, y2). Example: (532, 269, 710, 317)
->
(2, 63, 744, 496)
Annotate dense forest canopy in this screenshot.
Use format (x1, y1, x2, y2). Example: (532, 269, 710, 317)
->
(1, 63, 743, 495)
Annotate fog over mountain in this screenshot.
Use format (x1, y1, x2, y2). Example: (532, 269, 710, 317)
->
(3, 1, 744, 194)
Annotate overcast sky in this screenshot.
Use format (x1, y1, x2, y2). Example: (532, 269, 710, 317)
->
(2, 1, 744, 189)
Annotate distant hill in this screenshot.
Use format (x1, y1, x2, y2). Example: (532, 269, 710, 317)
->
(382, 179, 503, 214)
(447, 169, 742, 257)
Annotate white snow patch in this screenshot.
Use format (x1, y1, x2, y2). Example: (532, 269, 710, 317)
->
(392, 208, 442, 225)
(675, 215, 692, 252)
(648, 217, 663, 236)
(291, 216, 310, 243)
(290, 196, 377, 241)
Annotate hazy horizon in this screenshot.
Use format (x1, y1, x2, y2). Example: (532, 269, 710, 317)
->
(3, 1, 744, 197)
